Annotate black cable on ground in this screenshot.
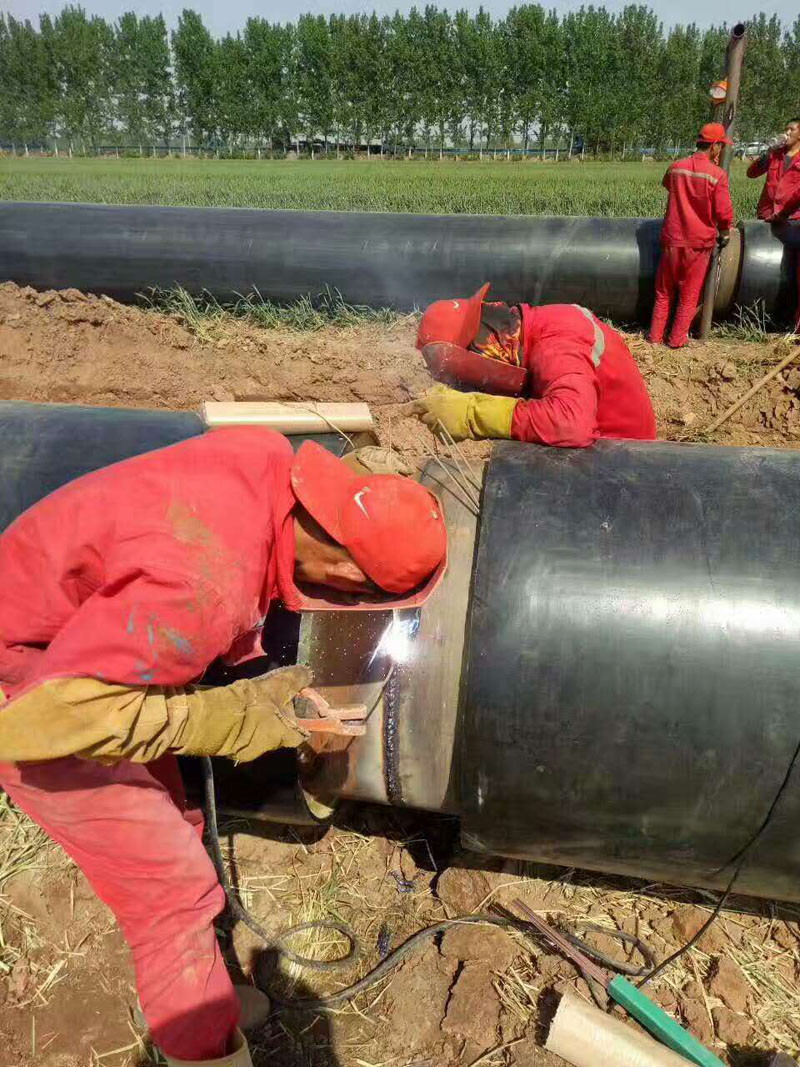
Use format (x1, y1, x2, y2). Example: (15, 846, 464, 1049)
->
(203, 755, 521, 1009)
(204, 731, 800, 1007)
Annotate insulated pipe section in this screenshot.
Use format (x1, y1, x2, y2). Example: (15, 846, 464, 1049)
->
(738, 220, 800, 324)
(0, 402, 204, 532)
(0, 401, 353, 533)
(0, 202, 745, 323)
(461, 439, 800, 902)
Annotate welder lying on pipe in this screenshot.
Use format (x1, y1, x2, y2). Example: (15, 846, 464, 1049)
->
(411, 286, 656, 446)
(0, 429, 446, 1067)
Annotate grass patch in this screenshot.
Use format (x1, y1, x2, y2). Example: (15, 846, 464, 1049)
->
(142, 285, 404, 340)
(0, 157, 762, 219)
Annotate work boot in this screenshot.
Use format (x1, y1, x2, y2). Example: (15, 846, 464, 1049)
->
(163, 1028, 252, 1067)
(234, 984, 271, 1031)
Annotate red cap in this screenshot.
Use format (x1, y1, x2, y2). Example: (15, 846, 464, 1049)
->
(291, 441, 447, 600)
(417, 283, 491, 349)
(698, 122, 733, 146)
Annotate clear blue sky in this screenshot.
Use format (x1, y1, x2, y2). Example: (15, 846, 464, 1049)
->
(3, 0, 794, 38)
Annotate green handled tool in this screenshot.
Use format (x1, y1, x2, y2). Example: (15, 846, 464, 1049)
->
(512, 899, 726, 1067)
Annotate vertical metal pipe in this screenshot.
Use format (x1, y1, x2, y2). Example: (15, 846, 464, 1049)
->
(698, 22, 747, 339)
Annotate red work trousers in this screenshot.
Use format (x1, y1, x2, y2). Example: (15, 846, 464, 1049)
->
(648, 246, 712, 349)
(0, 754, 239, 1061)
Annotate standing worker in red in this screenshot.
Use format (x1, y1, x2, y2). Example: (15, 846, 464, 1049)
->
(0, 429, 446, 1067)
(649, 123, 735, 349)
(748, 117, 800, 330)
(410, 286, 656, 446)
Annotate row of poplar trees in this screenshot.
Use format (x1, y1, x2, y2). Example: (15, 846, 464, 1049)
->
(2, 6, 800, 157)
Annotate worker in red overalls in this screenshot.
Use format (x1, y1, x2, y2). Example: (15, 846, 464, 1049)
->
(648, 123, 735, 349)
(0, 429, 446, 1067)
(748, 117, 800, 330)
(410, 287, 656, 446)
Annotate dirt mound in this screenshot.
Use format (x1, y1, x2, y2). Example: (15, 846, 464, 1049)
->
(2, 282, 800, 463)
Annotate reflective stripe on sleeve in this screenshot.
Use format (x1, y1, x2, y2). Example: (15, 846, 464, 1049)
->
(571, 305, 606, 368)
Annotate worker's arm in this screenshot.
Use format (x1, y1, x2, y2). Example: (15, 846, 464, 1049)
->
(0, 668, 310, 765)
(0, 568, 308, 764)
(713, 172, 734, 232)
(510, 370, 599, 447)
(747, 154, 770, 178)
(412, 364, 599, 448)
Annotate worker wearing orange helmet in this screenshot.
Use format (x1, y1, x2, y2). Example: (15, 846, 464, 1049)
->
(411, 287, 656, 447)
(0, 429, 446, 1067)
(649, 122, 735, 349)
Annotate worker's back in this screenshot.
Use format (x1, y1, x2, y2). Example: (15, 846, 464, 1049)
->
(0, 428, 298, 696)
(521, 304, 656, 442)
(660, 152, 733, 249)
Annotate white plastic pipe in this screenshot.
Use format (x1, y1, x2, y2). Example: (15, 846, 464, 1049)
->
(202, 401, 374, 435)
(546, 995, 691, 1067)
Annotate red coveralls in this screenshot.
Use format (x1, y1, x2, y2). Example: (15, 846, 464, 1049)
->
(512, 303, 656, 447)
(748, 148, 800, 329)
(0, 428, 305, 1061)
(649, 152, 734, 349)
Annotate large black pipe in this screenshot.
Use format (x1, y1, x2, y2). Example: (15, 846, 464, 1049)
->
(0, 202, 666, 321)
(461, 439, 800, 901)
(0, 401, 351, 532)
(3, 202, 795, 323)
(2, 203, 797, 324)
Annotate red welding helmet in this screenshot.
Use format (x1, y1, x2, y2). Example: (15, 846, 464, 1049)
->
(417, 283, 527, 396)
(698, 122, 733, 146)
(291, 441, 447, 611)
(417, 283, 491, 349)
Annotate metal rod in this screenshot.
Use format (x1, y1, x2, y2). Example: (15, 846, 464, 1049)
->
(704, 343, 799, 435)
(699, 22, 747, 340)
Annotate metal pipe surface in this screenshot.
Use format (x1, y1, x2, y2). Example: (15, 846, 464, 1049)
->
(0, 202, 751, 323)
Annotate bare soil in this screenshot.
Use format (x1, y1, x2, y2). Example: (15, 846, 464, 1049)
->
(1, 282, 799, 1067)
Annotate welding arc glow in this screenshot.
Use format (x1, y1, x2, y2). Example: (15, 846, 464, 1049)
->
(368, 617, 418, 666)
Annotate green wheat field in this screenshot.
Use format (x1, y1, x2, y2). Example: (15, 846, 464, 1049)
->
(0, 157, 761, 218)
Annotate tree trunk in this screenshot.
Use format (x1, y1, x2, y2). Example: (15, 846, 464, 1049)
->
(569, 129, 575, 156)
(24, 143, 29, 157)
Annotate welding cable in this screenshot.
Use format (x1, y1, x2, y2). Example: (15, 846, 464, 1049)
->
(202, 755, 522, 1007)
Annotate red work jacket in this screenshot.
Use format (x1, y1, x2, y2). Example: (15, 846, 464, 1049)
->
(660, 152, 734, 249)
(512, 304, 657, 448)
(748, 148, 800, 221)
(0, 428, 302, 701)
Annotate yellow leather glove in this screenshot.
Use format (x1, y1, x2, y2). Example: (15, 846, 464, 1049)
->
(414, 384, 517, 441)
(0, 666, 311, 765)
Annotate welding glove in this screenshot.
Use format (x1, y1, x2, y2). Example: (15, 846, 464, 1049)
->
(415, 384, 517, 441)
(342, 446, 415, 477)
(0, 666, 310, 765)
(163, 1027, 253, 1067)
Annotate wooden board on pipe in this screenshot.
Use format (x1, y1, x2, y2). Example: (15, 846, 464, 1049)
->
(202, 401, 374, 434)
